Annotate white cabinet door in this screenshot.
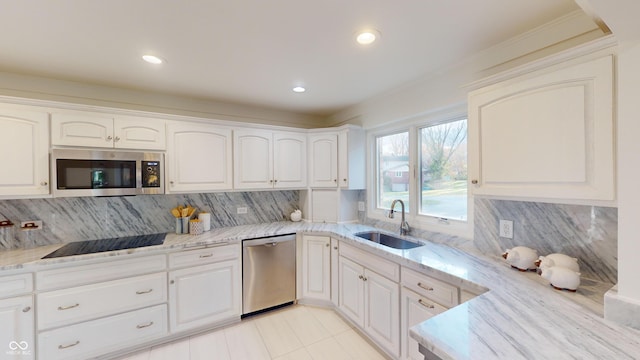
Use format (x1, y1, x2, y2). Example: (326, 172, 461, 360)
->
(309, 133, 338, 188)
(114, 116, 166, 150)
(166, 122, 233, 192)
(51, 111, 114, 148)
(468, 54, 615, 202)
(273, 131, 307, 188)
(364, 269, 400, 358)
(338, 128, 365, 189)
(401, 288, 447, 360)
(338, 256, 365, 326)
(234, 129, 273, 189)
(0, 296, 34, 360)
(301, 235, 331, 301)
(169, 259, 241, 333)
(0, 106, 49, 197)
(330, 238, 339, 306)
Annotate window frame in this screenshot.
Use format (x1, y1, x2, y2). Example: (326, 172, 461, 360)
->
(367, 107, 473, 239)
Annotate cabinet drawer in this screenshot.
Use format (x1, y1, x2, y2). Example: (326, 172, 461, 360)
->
(340, 242, 399, 282)
(169, 244, 239, 269)
(38, 304, 167, 360)
(401, 267, 458, 308)
(37, 254, 166, 291)
(0, 273, 33, 299)
(38, 272, 166, 330)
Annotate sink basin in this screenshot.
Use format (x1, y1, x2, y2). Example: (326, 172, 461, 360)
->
(354, 231, 423, 250)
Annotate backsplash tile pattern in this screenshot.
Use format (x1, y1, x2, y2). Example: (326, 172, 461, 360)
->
(474, 198, 617, 283)
(0, 191, 298, 250)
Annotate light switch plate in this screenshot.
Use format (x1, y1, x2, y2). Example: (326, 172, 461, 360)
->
(237, 207, 248, 214)
(358, 201, 365, 212)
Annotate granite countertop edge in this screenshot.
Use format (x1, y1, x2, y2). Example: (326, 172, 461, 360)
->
(0, 221, 637, 360)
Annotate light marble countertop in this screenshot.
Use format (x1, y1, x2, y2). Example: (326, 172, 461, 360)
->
(0, 221, 637, 359)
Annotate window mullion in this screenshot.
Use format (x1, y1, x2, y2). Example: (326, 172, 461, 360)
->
(408, 126, 418, 217)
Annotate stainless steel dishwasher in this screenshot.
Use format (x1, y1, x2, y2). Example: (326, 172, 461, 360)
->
(242, 233, 296, 315)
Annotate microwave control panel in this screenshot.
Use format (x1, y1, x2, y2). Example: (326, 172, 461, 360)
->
(142, 161, 161, 188)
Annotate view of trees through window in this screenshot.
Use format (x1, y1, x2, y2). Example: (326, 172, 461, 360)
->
(420, 119, 467, 220)
(376, 119, 468, 221)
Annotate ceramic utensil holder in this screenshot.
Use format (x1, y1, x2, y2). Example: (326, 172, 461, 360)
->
(189, 219, 203, 235)
(176, 217, 190, 234)
(198, 212, 211, 232)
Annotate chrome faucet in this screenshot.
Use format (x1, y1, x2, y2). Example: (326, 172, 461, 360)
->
(388, 199, 410, 235)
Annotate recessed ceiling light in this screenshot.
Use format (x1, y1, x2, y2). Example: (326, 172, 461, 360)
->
(356, 29, 380, 45)
(142, 55, 164, 64)
(292, 86, 306, 93)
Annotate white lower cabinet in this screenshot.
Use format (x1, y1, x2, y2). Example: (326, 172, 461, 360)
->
(338, 245, 400, 358)
(38, 304, 167, 360)
(0, 295, 34, 360)
(301, 235, 331, 302)
(400, 288, 447, 360)
(35, 255, 168, 359)
(168, 245, 241, 333)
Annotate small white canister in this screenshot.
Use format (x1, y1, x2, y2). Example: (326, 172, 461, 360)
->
(189, 219, 203, 235)
(198, 212, 211, 232)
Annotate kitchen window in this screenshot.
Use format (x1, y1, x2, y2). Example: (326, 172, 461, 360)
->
(371, 114, 471, 238)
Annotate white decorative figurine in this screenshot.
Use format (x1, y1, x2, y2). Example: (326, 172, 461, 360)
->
(540, 266, 581, 292)
(290, 209, 302, 222)
(502, 246, 538, 271)
(535, 253, 580, 274)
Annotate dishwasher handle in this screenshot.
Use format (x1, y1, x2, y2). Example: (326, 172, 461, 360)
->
(242, 234, 296, 247)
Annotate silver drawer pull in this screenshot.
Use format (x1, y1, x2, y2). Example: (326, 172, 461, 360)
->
(199, 253, 214, 258)
(418, 282, 434, 291)
(137, 321, 154, 329)
(418, 299, 435, 309)
(22, 306, 31, 313)
(58, 303, 80, 311)
(58, 340, 80, 349)
(136, 289, 153, 295)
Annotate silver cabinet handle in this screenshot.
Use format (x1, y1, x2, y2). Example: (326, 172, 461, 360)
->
(343, 178, 347, 182)
(418, 282, 434, 291)
(358, 274, 363, 279)
(333, 179, 337, 182)
(333, 246, 338, 250)
(58, 303, 80, 310)
(199, 253, 213, 258)
(58, 341, 80, 349)
(471, 179, 478, 184)
(106, 135, 113, 141)
(170, 280, 175, 284)
(136, 321, 154, 329)
(114, 136, 120, 142)
(362, 276, 368, 281)
(418, 299, 435, 309)
(136, 289, 153, 295)
(325, 243, 330, 247)
(22, 306, 31, 313)
(274, 179, 278, 183)
(41, 181, 48, 186)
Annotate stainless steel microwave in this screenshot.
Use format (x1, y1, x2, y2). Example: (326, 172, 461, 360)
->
(51, 149, 164, 197)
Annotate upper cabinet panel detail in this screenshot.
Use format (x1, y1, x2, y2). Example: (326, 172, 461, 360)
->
(468, 54, 615, 203)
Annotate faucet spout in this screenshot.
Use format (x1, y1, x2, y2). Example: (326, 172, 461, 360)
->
(388, 199, 410, 235)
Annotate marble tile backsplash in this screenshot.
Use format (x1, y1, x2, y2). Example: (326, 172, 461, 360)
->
(0, 191, 299, 250)
(474, 198, 617, 284)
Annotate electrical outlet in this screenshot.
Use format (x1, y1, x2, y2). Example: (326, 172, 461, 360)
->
(358, 201, 365, 212)
(237, 207, 248, 214)
(21, 220, 43, 230)
(499, 220, 513, 239)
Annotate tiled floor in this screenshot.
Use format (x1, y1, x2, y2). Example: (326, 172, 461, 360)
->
(117, 305, 388, 360)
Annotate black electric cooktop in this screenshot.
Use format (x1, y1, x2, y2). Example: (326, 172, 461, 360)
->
(42, 233, 167, 259)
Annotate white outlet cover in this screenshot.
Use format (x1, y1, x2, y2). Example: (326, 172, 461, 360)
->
(499, 220, 514, 239)
(237, 207, 248, 214)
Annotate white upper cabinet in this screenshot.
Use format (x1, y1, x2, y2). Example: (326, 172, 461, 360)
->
(309, 126, 365, 189)
(309, 133, 338, 188)
(234, 129, 306, 190)
(51, 110, 165, 150)
(166, 121, 233, 193)
(0, 105, 50, 197)
(468, 53, 615, 203)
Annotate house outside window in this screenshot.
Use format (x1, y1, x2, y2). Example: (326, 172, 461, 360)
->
(371, 114, 471, 237)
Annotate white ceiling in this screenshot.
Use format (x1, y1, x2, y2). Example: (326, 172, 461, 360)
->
(0, 1, 580, 117)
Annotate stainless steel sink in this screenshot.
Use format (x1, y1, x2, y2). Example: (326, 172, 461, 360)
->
(354, 231, 423, 249)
